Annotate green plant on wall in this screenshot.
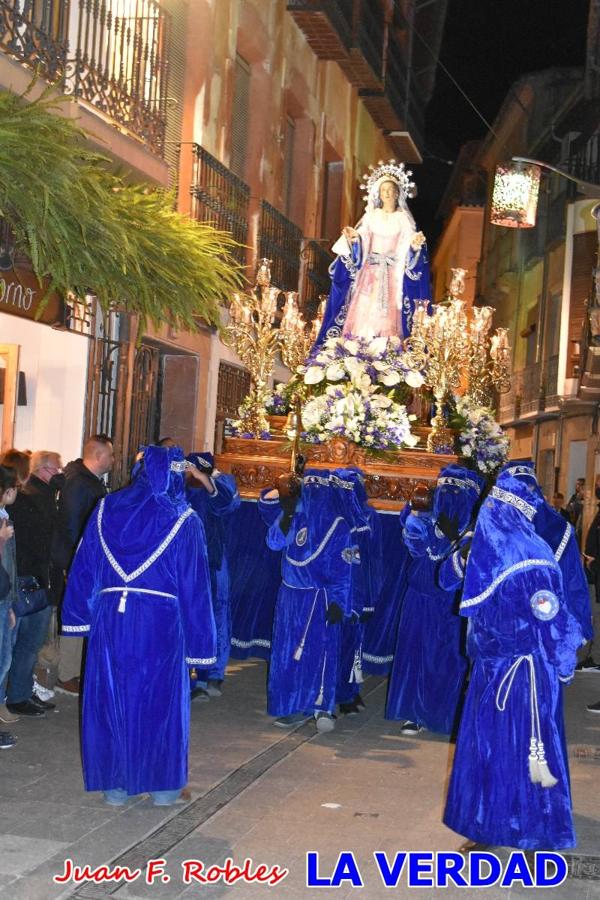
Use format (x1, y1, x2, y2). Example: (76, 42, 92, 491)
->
(0, 86, 242, 330)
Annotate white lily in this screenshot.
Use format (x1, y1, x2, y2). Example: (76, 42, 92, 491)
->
(405, 370, 424, 389)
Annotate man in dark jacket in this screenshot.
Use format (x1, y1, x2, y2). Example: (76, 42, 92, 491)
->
(53, 435, 114, 694)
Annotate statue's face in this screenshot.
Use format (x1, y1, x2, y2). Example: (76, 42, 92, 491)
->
(379, 180, 400, 208)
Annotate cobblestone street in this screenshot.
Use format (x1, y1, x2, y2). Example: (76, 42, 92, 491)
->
(0, 660, 599, 900)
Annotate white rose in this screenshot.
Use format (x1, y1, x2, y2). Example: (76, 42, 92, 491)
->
(304, 366, 325, 385)
(371, 395, 393, 409)
(343, 339, 359, 355)
(405, 370, 424, 389)
(404, 432, 419, 447)
(372, 360, 389, 371)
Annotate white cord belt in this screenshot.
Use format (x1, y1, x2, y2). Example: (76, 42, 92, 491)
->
(99, 586, 177, 614)
(495, 654, 558, 788)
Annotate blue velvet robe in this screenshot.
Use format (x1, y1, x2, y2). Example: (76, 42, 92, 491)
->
(186, 471, 241, 680)
(311, 235, 431, 350)
(62, 449, 216, 796)
(386, 465, 485, 734)
(498, 462, 593, 642)
(263, 473, 361, 717)
(444, 477, 584, 850)
(363, 506, 410, 675)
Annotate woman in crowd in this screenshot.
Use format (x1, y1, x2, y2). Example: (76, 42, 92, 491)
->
(0, 465, 19, 747)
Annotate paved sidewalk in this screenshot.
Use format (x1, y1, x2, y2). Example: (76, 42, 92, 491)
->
(0, 660, 599, 900)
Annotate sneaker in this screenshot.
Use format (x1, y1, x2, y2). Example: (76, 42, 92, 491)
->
(315, 712, 336, 733)
(0, 704, 19, 724)
(33, 677, 55, 701)
(190, 687, 210, 702)
(586, 700, 600, 713)
(576, 657, 600, 673)
(55, 677, 80, 696)
(206, 680, 223, 698)
(400, 721, 423, 735)
(0, 731, 16, 750)
(6, 700, 45, 718)
(339, 701, 359, 717)
(273, 713, 311, 728)
(29, 695, 56, 711)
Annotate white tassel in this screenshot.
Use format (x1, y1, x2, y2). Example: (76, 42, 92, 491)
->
(315, 685, 324, 706)
(528, 738, 541, 784)
(536, 741, 558, 788)
(293, 642, 305, 661)
(118, 590, 128, 613)
(351, 650, 364, 684)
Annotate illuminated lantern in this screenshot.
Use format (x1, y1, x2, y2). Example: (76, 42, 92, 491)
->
(490, 160, 541, 228)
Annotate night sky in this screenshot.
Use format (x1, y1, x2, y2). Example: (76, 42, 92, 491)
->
(411, 0, 590, 244)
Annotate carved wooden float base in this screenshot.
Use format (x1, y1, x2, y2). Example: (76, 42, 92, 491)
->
(216, 436, 457, 510)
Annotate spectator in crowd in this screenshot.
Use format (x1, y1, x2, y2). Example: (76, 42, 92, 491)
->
(582, 481, 600, 676)
(0, 465, 18, 747)
(551, 492, 570, 522)
(567, 477, 585, 545)
(4, 452, 64, 717)
(0, 449, 31, 486)
(52, 435, 114, 695)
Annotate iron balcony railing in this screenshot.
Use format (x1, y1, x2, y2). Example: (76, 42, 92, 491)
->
(355, 0, 384, 81)
(0, 0, 170, 156)
(545, 354, 559, 407)
(258, 201, 303, 292)
(286, 0, 353, 52)
(567, 132, 600, 186)
(300, 239, 333, 315)
(190, 144, 250, 268)
(0, 0, 69, 81)
(66, 0, 170, 156)
(519, 362, 542, 416)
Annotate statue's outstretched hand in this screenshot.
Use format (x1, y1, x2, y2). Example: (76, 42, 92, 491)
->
(343, 226, 359, 242)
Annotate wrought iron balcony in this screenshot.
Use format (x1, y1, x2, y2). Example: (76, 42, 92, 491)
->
(358, 34, 424, 160)
(286, 0, 353, 60)
(300, 239, 333, 316)
(519, 362, 542, 416)
(338, 0, 384, 90)
(544, 354, 559, 409)
(65, 0, 170, 156)
(0, 0, 69, 81)
(190, 144, 250, 268)
(258, 201, 303, 293)
(567, 132, 600, 187)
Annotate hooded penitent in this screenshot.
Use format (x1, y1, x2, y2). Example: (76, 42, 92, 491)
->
(444, 474, 584, 849)
(496, 460, 592, 642)
(261, 469, 364, 717)
(61, 445, 216, 796)
(385, 465, 485, 734)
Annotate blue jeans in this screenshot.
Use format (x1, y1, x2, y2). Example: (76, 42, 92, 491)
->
(0, 602, 13, 697)
(6, 606, 52, 704)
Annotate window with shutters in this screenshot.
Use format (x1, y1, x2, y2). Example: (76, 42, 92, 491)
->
(162, 0, 187, 183)
(321, 160, 344, 241)
(230, 54, 251, 179)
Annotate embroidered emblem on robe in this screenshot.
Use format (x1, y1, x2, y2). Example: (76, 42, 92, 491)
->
(530, 589, 559, 621)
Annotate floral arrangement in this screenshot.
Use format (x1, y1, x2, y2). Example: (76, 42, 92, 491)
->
(290, 336, 423, 451)
(228, 394, 272, 440)
(265, 383, 290, 416)
(301, 335, 423, 395)
(452, 395, 510, 475)
(301, 382, 418, 450)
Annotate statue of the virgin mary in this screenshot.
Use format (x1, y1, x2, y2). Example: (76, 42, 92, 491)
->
(312, 160, 431, 349)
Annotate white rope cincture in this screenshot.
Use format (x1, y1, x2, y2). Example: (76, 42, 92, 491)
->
(495, 654, 558, 789)
(97, 500, 193, 613)
(293, 588, 325, 661)
(99, 586, 178, 614)
(350, 646, 364, 684)
(315, 651, 328, 707)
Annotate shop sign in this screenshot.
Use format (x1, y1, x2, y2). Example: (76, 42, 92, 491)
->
(0, 266, 64, 325)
